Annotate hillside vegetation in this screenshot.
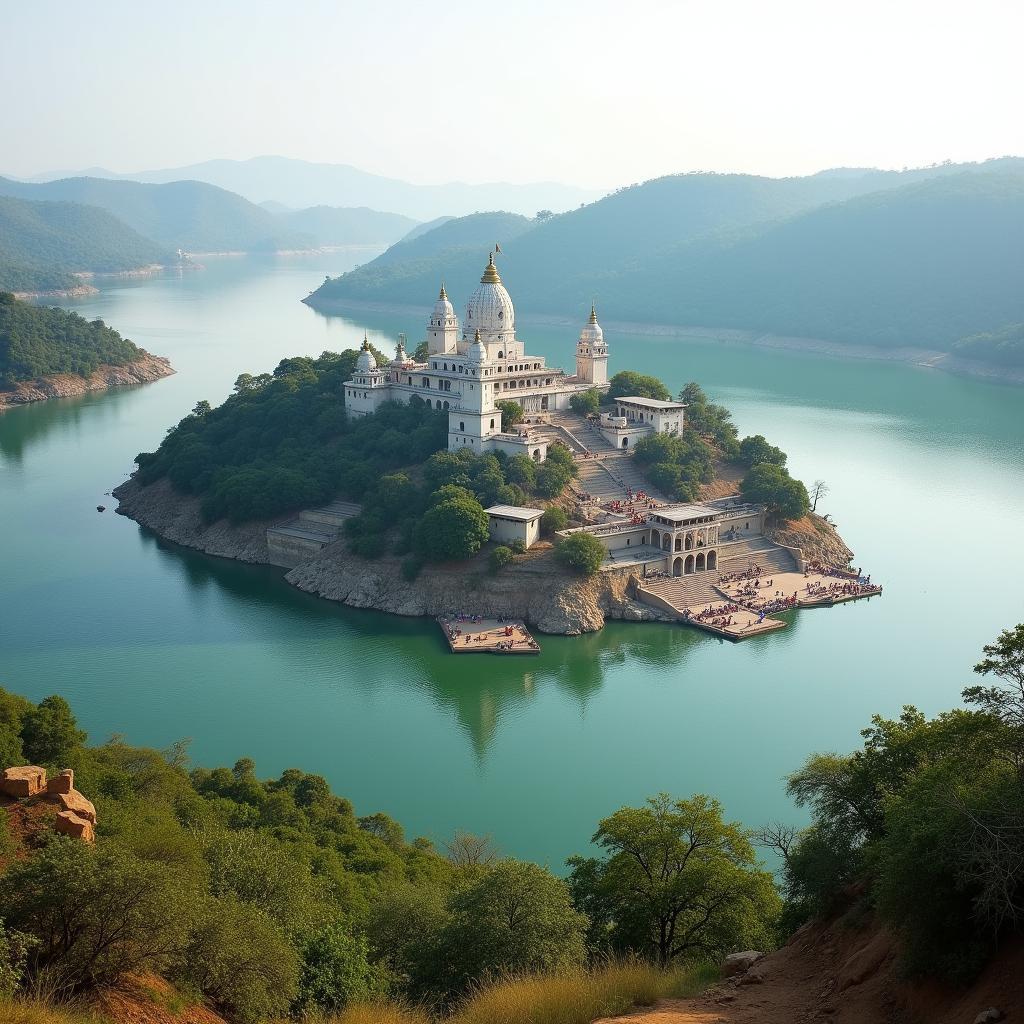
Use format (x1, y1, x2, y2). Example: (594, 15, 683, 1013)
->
(0, 293, 147, 387)
(0, 196, 169, 293)
(310, 163, 1024, 366)
(2, 626, 1023, 1022)
(273, 205, 418, 246)
(0, 176, 309, 253)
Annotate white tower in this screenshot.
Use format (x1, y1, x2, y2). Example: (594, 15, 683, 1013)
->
(463, 253, 521, 360)
(576, 304, 608, 385)
(346, 335, 390, 417)
(448, 329, 503, 451)
(426, 283, 458, 355)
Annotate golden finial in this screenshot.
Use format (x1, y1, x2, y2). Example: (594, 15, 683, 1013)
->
(480, 251, 502, 285)
(439, 281, 448, 300)
(361, 333, 370, 351)
(589, 302, 598, 324)
(474, 328, 482, 342)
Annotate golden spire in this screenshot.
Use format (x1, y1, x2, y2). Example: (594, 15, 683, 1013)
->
(361, 333, 370, 351)
(474, 328, 482, 342)
(439, 282, 448, 300)
(589, 302, 598, 325)
(480, 251, 502, 285)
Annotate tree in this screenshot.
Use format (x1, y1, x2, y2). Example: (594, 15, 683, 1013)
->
(555, 532, 605, 574)
(441, 861, 587, 990)
(737, 434, 788, 469)
(413, 340, 430, 361)
(505, 453, 537, 490)
(810, 479, 829, 512)
(540, 506, 569, 534)
(569, 388, 601, 415)
(0, 837, 195, 993)
(21, 695, 85, 767)
(739, 464, 809, 521)
(567, 794, 780, 966)
(489, 545, 514, 573)
(608, 371, 671, 402)
(293, 924, 388, 1017)
(496, 399, 524, 428)
(445, 831, 500, 870)
(416, 496, 490, 562)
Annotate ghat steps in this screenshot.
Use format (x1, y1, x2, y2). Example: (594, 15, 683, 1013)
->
(266, 500, 362, 568)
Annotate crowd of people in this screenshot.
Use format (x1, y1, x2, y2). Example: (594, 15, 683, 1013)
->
(441, 616, 540, 653)
(804, 578, 881, 601)
(683, 602, 743, 630)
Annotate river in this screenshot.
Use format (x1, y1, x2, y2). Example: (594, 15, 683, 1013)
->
(2, 249, 1022, 869)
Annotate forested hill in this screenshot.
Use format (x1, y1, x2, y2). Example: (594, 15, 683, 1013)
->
(272, 204, 418, 246)
(309, 164, 1024, 366)
(0, 175, 311, 253)
(0, 196, 171, 293)
(0, 293, 146, 386)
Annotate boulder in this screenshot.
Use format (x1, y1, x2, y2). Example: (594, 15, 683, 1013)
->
(1, 765, 47, 798)
(974, 1011, 1005, 1024)
(54, 789, 97, 825)
(46, 768, 75, 795)
(55, 810, 95, 843)
(721, 950, 764, 978)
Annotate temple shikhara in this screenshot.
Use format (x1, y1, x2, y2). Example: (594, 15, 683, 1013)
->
(344, 252, 615, 461)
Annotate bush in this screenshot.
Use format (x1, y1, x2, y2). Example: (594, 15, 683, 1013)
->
(540, 506, 568, 534)
(555, 533, 605, 575)
(417, 496, 491, 562)
(294, 925, 389, 1016)
(737, 434, 788, 469)
(607, 371, 670, 402)
(569, 388, 601, 416)
(740, 464, 809, 521)
(508, 538, 526, 555)
(489, 546, 515, 573)
(496, 399, 524, 427)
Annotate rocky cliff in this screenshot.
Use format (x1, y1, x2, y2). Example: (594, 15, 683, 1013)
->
(113, 476, 673, 635)
(768, 512, 855, 568)
(0, 351, 174, 407)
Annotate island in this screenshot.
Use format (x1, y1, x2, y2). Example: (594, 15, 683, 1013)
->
(114, 253, 866, 637)
(0, 293, 174, 408)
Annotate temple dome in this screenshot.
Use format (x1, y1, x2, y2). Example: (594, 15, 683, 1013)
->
(432, 283, 454, 322)
(578, 304, 605, 350)
(467, 328, 487, 362)
(465, 254, 514, 336)
(356, 336, 376, 371)
(392, 340, 408, 365)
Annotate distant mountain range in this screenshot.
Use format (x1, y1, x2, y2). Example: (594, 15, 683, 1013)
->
(19, 156, 601, 221)
(307, 157, 1024, 367)
(0, 196, 170, 293)
(0, 175, 422, 293)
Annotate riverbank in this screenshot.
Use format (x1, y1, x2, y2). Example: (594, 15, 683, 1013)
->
(0, 352, 174, 408)
(304, 295, 1024, 387)
(112, 477, 674, 635)
(112, 477, 855, 636)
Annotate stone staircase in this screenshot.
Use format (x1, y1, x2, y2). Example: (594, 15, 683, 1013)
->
(267, 500, 362, 568)
(717, 536, 796, 577)
(637, 573, 723, 612)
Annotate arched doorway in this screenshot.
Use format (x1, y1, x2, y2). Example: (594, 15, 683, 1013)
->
(684, 554, 694, 574)
(662, 535, 672, 551)
(696, 552, 706, 572)
(684, 533, 694, 550)
(707, 550, 717, 571)
(650, 529, 661, 549)
(621, 437, 629, 448)
(672, 557, 683, 576)
(442, 400, 449, 410)
(532, 449, 542, 461)
(424, 399, 432, 409)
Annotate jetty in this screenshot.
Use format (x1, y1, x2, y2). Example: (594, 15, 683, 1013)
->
(439, 616, 540, 655)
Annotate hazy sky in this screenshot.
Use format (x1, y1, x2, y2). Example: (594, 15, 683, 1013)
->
(2, 0, 1021, 188)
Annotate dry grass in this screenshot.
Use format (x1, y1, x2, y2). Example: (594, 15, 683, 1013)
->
(332, 959, 716, 1024)
(0, 999, 112, 1024)
(449, 959, 713, 1024)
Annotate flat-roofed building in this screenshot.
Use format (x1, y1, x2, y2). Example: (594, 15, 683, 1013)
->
(598, 396, 685, 449)
(485, 505, 545, 549)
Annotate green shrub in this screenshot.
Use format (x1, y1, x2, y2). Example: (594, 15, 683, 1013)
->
(555, 533, 605, 575)
(569, 388, 601, 415)
(489, 546, 515, 573)
(540, 506, 568, 534)
(740, 464, 809, 521)
(508, 538, 527, 555)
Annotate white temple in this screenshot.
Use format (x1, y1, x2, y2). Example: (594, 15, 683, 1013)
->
(344, 253, 609, 462)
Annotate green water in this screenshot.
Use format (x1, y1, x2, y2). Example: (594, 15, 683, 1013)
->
(2, 251, 1023, 869)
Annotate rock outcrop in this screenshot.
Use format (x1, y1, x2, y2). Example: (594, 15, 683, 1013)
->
(768, 512, 854, 568)
(113, 476, 676, 634)
(1, 765, 97, 842)
(0, 352, 174, 408)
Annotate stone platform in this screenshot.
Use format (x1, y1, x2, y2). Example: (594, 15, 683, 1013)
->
(439, 616, 540, 655)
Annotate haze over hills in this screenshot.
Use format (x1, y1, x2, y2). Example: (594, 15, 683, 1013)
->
(0, 196, 170, 293)
(308, 158, 1024, 367)
(0, 175, 310, 253)
(20, 155, 602, 221)
(273, 204, 418, 247)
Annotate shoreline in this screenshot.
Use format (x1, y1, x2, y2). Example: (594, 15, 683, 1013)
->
(303, 295, 1024, 387)
(0, 352, 175, 409)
